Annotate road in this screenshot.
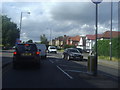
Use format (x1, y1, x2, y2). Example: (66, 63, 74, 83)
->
(1, 50, 119, 88)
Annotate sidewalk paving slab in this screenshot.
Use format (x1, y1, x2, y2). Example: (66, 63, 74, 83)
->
(78, 72, 119, 88)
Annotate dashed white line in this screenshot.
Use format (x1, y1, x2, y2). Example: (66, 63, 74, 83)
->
(59, 64, 86, 69)
(49, 60, 54, 63)
(65, 70, 86, 73)
(56, 65, 73, 79)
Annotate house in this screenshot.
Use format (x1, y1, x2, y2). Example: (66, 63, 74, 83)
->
(77, 36, 86, 50)
(99, 31, 120, 40)
(85, 31, 120, 52)
(85, 35, 96, 52)
(51, 35, 69, 48)
(66, 35, 81, 46)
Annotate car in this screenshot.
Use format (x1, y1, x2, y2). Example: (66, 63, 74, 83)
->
(75, 48, 83, 53)
(36, 44, 47, 59)
(13, 43, 41, 69)
(12, 46, 16, 49)
(62, 48, 83, 61)
(48, 46, 57, 53)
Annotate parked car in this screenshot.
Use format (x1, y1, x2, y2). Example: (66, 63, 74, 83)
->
(48, 46, 57, 53)
(75, 48, 83, 53)
(13, 43, 41, 69)
(62, 48, 83, 61)
(36, 44, 47, 59)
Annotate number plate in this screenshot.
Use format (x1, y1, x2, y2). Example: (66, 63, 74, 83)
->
(22, 53, 32, 56)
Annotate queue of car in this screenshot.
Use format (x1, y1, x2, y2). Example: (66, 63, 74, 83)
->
(12, 43, 84, 69)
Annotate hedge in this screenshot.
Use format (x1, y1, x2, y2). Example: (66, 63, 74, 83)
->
(97, 36, 120, 58)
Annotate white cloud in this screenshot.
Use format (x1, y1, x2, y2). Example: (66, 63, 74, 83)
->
(2, 2, 118, 42)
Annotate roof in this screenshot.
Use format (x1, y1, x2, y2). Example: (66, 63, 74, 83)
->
(68, 35, 81, 41)
(86, 35, 96, 40)
(102, 31, 120, 38)
(86, 31, 120, 40)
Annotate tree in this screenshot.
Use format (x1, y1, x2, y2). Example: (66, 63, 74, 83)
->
(2, 15, 20, 47)
(40, 34, 48, 45)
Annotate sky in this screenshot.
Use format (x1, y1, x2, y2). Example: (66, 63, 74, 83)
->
(1, 0, 119, 42)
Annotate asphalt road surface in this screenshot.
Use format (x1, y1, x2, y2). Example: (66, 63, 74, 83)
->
(2, 50, 119, 88)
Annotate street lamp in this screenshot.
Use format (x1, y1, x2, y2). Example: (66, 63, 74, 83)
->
(110, 0, 113, 61)
(19, 12, 30, 40)
(91, 0, 102, 76)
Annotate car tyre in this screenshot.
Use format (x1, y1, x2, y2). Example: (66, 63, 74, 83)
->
(67, 55, 70, 61)
(62, 54, 65, 59)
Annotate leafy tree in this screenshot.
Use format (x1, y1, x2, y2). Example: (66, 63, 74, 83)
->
(2, 15, 20, 47)
(40, 34, 48, 45)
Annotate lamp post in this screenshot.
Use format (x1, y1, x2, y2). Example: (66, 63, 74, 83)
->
(110, 0, 113, 61)
(91, 0, 102, 76)
(19, 12, 30, 40)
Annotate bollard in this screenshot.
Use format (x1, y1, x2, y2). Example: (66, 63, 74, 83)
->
(87, 55, 96, 76)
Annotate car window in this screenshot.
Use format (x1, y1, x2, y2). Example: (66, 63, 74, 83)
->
(76, 48, 83, 53)
(50, 47, 56, 49)
(16, 44, 37, 52)
(49, 46, 56, 49)
(69, 49, 79, 53)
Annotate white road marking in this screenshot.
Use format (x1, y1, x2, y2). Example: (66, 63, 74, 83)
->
(59, 64, 86, 69)
(49, 60, 54, 63)
(65, 70, 86, 73)
(56, 65, 73, 79)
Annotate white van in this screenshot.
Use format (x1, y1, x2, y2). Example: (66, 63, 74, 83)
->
(48, 46, 57, 53)
(36, 44, 47, 58)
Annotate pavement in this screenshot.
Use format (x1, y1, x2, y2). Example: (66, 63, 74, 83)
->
(98, 59, 119, 70)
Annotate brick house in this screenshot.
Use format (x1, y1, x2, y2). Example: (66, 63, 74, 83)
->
(66, 35, 81, 46)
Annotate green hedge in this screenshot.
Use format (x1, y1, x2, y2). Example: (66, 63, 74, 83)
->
(63, 45, 75, 49)
(97, 36, 120, 58)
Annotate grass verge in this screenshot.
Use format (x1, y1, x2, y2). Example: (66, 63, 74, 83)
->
(98, 56, 120, 62)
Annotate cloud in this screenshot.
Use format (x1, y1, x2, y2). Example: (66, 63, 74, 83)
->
(2, 2, 118, 42)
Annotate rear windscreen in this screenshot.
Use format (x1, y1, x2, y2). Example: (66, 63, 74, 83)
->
(16, 44, 37, 52)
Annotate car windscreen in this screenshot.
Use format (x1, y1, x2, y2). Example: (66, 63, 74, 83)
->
(16, 44, 37, 52)
(69, 49, 79, 53)
(76, 48, 83, 53)
(50, 47, 56, 49)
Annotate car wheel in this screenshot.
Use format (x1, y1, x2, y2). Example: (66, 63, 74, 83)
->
(62, 54, 65, 59)
(67, 55, 70, 61)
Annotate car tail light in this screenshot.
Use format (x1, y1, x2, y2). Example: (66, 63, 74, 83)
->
(36, 52, 40, 54)
(13, 52, 17, 55)
(25, 44, 29, 46)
